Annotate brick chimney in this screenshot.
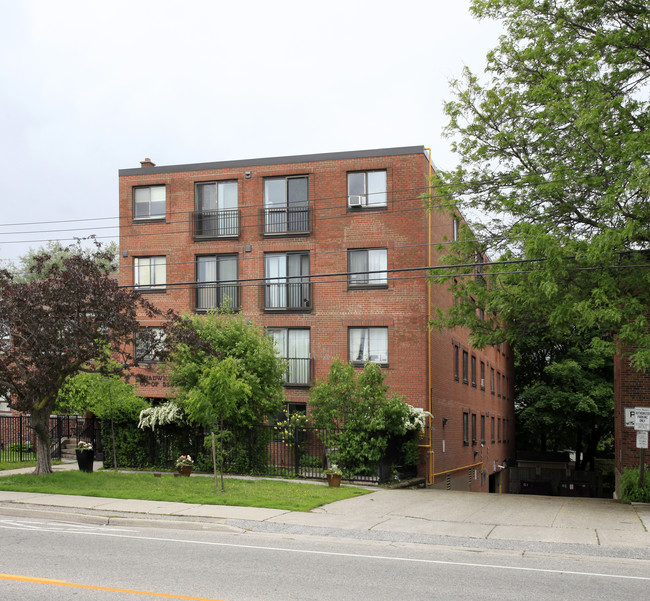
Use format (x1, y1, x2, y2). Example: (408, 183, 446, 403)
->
(140, 158, 156, 168)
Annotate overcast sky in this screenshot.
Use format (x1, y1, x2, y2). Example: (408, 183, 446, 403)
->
(0, 0, 502, 266)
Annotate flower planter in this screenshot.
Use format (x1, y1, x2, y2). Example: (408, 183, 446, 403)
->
(326, 473, 341, 488)
(76, 449, 94, 473)
(178, 465, 193, 477)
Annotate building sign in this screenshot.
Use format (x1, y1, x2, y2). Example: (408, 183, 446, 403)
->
(637, 431, 649, 450)
(140, 374, 169, 388)
(634, 407, 650, 432)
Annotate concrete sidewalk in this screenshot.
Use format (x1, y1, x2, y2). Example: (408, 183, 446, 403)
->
(1, 461, 648, 558)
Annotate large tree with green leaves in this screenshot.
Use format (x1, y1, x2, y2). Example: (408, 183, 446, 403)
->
(432, 0, 650, 369)
(0, 243, 164, 474)
(166, 313, 286, 429)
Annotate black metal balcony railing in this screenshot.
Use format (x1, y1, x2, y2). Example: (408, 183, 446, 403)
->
(282, 357, 313, 386)
(264, 282, 312, 311)
(194, 283, 240, 312)
(193, 209, 240, 238)
(262, 206, 311, 235)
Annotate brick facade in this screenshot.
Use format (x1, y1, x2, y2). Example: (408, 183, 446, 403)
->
(614, 347, 650, 490)
(118, 146, 515, 491)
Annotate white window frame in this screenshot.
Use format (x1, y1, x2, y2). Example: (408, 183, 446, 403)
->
(348, 248, 388, 287)
(347, 170, 387, 207)
(134, 256, 166, 291)
(268, 328, 311, 386)
(349, 327, 388, 364)
(134, 185, 166, 221)
(196, 255, 239, 311)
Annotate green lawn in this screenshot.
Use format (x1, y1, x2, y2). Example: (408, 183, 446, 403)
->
(0, 470, 370, 512)
(0, 460, 37, 471)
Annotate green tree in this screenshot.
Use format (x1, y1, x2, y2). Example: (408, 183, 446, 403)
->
(432, 0, 650, 368)
(310, 360, 426, 478)
(516, 341, 613, 469)
(13, 239, 118, 283)
(167, 313, 286, 429)
(58, 371, 148, 423)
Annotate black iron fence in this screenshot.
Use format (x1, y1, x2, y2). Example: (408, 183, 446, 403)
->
(0, 414, 99, 463)
(106, 423, 381, 483)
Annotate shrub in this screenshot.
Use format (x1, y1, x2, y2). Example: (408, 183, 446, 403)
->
(619, 467, 650, 503)
(6, 442, 34, 454)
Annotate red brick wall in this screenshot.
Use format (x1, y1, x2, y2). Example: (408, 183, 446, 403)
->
(118, 148, 515, 489)
(614, 348, 650, 483)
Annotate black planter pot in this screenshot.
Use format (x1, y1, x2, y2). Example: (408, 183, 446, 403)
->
(76, 449, 94, 473)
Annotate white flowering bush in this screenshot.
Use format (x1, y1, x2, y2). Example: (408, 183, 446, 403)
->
(138, 401, 185, 430)
(402, 405, 432, 433)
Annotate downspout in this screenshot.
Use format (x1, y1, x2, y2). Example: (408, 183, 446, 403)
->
(425, 147, 434, 486)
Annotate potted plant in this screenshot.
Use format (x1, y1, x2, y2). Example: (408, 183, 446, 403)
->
(324, 464, 343, 487)
(75, 441, 94, 473)
(176, 454, 194, 477)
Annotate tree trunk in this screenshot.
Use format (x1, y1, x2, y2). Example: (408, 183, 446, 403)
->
(31, 407, 53, 474)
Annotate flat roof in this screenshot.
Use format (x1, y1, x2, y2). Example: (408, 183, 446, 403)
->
(119, 145, 428, 176)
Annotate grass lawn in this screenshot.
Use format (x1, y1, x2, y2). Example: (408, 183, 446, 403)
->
(0, 460, 37, 471)
(0, 470, 370, 512)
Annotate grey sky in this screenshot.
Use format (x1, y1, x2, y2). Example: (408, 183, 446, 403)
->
(0, 0, 501, 266)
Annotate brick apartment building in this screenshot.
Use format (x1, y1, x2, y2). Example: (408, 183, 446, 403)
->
(118, 146, 515, 492)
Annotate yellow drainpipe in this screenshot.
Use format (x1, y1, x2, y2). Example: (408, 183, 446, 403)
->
(425, 147, 434, 485)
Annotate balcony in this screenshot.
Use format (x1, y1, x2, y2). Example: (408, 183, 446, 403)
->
(193, 283, 240, 312)
(282, 357, 314, 387)
(193, 209, 240, 239)
(262, 206, 311, 236)
(264, 281, 312, 312)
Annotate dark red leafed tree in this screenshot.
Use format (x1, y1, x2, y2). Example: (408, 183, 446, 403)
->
(0, 243, 166, 474)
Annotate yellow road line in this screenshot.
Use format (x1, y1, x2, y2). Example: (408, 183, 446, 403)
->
(0, 573, 225, 600)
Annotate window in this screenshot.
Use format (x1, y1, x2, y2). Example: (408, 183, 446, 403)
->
(453, 345, 459, 381)
(347, 170, 387, 207)
(134, 185, 166, 220)
(264, 253, 310, 310)
(349, 327, 388, 364)
(463, 412, 469, 446)
(264, 176, 309, 234)
(491, 417, 495, 443)
(480, 415, 485, 444)
(0, 393, 10, 413)
(480, 361, 485, 390)
(194, 181, 238, 237)
(490, 367, 495, 395)
(348, 248, 387, 287)
(453, 218, 460, 241)
(471, 355, 477, 387)
(497, 371, 501, 397)
(498, 418, 502, 443)
(195, 255, 238, 311)
(268, 328, 311, 386)
(462, 350, 468, 384)
(134, 257, 166, 291)
(134, 327, 166, 363)
(471, 413, 477, 445)
(503, 374, 507, 399)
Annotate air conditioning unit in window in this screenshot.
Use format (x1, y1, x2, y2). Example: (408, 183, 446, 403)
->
(348, 195, 364, 207)
(480, 379, 485, 388)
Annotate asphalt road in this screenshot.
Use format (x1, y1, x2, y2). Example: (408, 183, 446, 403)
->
(1, 514, 648, 601)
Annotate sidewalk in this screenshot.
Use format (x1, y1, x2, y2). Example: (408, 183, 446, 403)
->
(1, 461, 648, 559)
